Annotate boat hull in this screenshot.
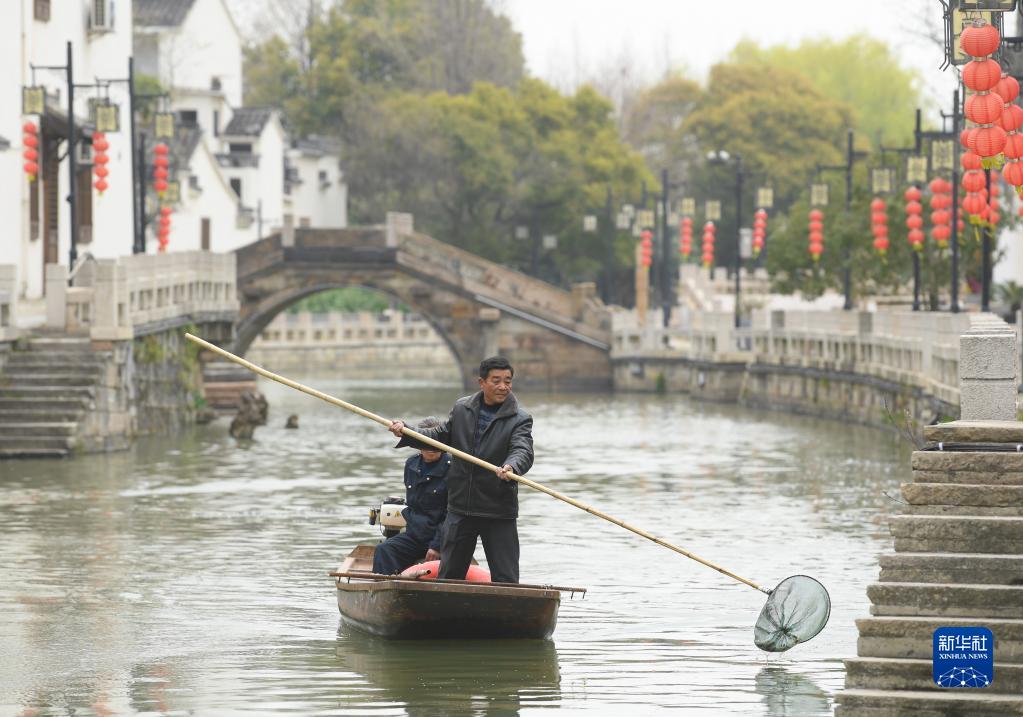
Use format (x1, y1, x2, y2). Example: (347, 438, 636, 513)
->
(336, 579, 560, 639)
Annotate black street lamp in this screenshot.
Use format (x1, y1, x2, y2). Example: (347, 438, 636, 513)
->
(707, 150, 743, 329)
(816, 129, 868, 310)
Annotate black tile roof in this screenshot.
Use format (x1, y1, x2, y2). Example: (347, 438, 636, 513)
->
(133, 0, 197, 27)
(223, 107, 274, 137)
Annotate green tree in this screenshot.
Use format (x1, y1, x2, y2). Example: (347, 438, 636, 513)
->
(729, 36, 923, 148)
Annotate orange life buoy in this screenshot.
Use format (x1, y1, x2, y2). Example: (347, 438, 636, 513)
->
(399, 560, 491, 583)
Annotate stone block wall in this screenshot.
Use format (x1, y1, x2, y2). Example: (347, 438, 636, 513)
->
(835, 319, 1023, 715)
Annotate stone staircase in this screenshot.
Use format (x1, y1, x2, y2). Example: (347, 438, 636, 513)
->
(835, 422, 1023, 716)
(0, 337, 107, 458)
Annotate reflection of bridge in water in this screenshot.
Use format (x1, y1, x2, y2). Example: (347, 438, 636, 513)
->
(234, 226, 613, 391)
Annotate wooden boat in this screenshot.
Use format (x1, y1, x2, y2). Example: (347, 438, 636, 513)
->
(332, 544, 586, 639)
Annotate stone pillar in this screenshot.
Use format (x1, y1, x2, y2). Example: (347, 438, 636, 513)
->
(837, 313, 1023, 715)
(959, 314, 1018, 421)
(281, 213, 295, 248)
(0, 264, 16, 338)
(45, 263, 68, 330)
(386, 212, 414, 248)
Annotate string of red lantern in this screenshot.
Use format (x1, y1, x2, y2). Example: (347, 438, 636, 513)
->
(871, 197, 889, 255)
(158, 205, 172, 252)
(996, 72, 1023, 192)
(808, 209, 823, 261)
(639, 229, 653, 268)
(153, 143, 169, 198)
(961, 19, 1006, 163)
(752, 208, 767, 257)
(928, 177, 952, 250)
(92, 132, 110, 195)
(679, 217, 692, 260)
(22, 122, 38, 182)
(905, 186, 924, 252)
(701, 221, 715, 268)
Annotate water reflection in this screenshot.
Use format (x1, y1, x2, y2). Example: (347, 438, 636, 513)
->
(755, 665, 831, 716)
(335, 628, 561, 715)
(0, 379, 910, 715)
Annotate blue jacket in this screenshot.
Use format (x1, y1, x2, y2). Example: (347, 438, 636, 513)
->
(402, 453, 450, 550)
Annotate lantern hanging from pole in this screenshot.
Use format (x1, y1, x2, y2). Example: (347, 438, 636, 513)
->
(928, 177, 953, 250)
(701, 221, 716, 269)
(639, 229, 653, 268)
(752, 208, 767, 257)
(904, 186, 924, 252)
(153, 143, 170, 198)
(92, 132, 110, 195)
(870, 197, 889, 255)
(22, 121, 39, 182)
(808, 209, 824, 261)
(158, 204, 172, 252)
(679, 216, 692, 259)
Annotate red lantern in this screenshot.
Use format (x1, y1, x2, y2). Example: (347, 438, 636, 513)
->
(963, 193, 987, 215)
(639, 229, 653, 268)
(999, 103, 1023, 132)
(154, 143, 169, 155)
(904, 187, 922, 202)
(701, 221, 716, 268)
(1003, 160, 1023, 186)
(973, 125, 1007, 158)
(963, 170, 986, 193)
(962, 152, 983, 171)
(966, 92, 1003, 125)
(92, 131, 110, 195)
(908, 228, 925, 249)
(996, 74, 1020, 103)
(961, 127, 976, 149)
(961, 20, 1001, 59)
(964, 58, 1003, 92)
(22, 121, 38, 182)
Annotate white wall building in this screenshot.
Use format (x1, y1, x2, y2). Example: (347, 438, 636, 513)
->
(0, 0, 349, 321)
(1, 0, 136, 303)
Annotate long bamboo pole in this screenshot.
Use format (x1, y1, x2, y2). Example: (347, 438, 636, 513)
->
(185, 333, 769, 594)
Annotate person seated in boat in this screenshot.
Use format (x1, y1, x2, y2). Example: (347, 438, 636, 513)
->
(372, 417, 452, 575)
(389, 356, 533, 584)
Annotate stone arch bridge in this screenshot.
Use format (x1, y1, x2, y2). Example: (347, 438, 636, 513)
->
(233, 226, 612, 391)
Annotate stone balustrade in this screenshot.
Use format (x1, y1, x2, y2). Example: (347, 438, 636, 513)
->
(45, 251, 239, 340)
(613, 308, 977, 409)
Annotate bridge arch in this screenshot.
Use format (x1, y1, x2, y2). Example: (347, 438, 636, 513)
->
(234, 281, 468, 385)
(233, 228, 612, 391)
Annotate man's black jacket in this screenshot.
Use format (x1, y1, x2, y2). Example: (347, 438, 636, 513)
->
(401, 453, 450, 551)
(399, 391, 533, 519)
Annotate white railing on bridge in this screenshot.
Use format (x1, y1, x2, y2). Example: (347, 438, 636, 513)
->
(45, 252, 239, 340)
(613, 308, 976, 406)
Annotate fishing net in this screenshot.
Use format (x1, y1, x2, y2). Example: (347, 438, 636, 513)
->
(753, 575, 831, 652)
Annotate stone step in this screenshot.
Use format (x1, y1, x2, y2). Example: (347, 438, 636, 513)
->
(844, 656, 1023, 694)
(0, 447, 68, 459)
(913, 450, 1023, 485)
(856, 616, 1023, 662)
(24, 337, 93, 352)
(0, 373, 99, 387)
(890, 515, 1023, 553)
(0, 397, 90, 412)
(899, 503, 1023, 517)
(835, 688, 1023, 717)
(0, 386, 94, 400)
(879, 552, 1023, 585)
(0, 422, 77, 437)
(0, 408, 84, 423)
(0, 435, 74, 451)
(903, 482, 1023, 508)
(867, 582, 1023, 619)
(4, 357, 105, 372)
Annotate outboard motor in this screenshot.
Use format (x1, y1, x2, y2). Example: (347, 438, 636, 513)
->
(368, 496, 407, 538)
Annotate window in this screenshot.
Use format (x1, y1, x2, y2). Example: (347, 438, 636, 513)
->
(229, 178, 242, 198)
(179, 109, 198, 125)
(213, 110, 219, 137)
(201, 218, 210, 251)
(299, 217, 310, 227)
(34, 0, 50, 21)
(229, 142, 252, 154)
(211, 77, 222, 91)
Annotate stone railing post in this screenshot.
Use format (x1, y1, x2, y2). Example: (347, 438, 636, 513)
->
(0, 264, 16, 338)
(959, 314, 1019, 420)
(45, 263, 68, 330)
(386, 212, 414, 248)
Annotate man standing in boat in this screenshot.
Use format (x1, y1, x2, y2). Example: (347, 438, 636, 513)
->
(389, 357, 533, 583)
(373, 417, 451, 575)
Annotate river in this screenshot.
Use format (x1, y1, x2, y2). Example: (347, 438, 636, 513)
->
(0, 378, 911, 715)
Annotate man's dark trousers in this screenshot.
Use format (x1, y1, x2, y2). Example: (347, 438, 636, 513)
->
(373, 533, 430, 575)
(439, 512, 519, 583)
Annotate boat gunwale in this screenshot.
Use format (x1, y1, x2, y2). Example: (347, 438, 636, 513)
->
(335, 574, 565, 599)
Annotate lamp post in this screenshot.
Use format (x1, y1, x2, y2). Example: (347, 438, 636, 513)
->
(707, 150, 743, 329)
(816, 129, 867, 310)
